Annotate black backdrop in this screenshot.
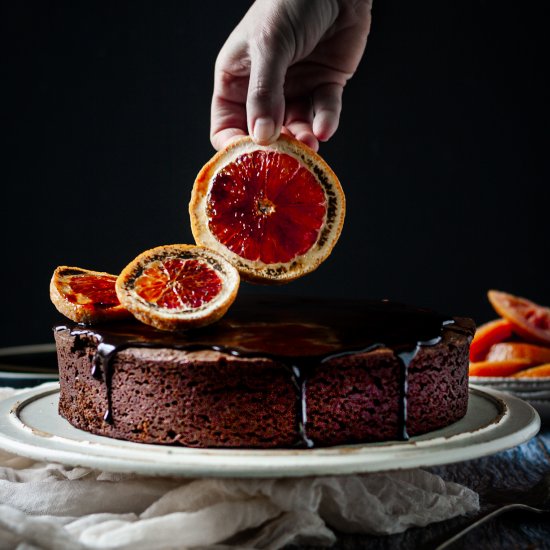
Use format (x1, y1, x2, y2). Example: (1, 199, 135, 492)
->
(3, 1, 548, 347)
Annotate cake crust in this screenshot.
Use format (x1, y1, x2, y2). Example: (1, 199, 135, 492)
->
(55, 311, 473, 448)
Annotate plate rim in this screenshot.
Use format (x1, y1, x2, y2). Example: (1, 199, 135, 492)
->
(0, 343, 57, 356)
(0, 383, 540, 478)
(0, 343, 59, 377)
(470, 375, 550, 385)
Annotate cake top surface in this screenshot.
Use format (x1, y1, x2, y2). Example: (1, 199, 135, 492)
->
(55, 295, 474, 361)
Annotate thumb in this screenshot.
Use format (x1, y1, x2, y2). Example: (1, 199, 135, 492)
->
(247, 40, 289, 145)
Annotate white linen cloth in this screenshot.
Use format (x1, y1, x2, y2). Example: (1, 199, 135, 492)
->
(0, 386, 479, 549)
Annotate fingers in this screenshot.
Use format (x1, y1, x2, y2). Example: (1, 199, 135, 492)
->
(211, 81, 343, 151)
(211, 20, 344, 150)
(312, 83, 343, 142)
(284, 98, 319, 152)
(211, 33, 291, 150)
(282, 83, 343, 151)
(211, 127, 247, 152)
(211, 47, 251, 150)
(284, 123, 319, 152)
(210, 94, 248, 150)
(246, 38, 290, 145)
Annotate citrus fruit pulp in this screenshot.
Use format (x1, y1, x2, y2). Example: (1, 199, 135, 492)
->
(116, 244, 239, 330)
(484, 342, 550, 366)
(50, 266, 130, 323)
(488, 290, 550, 345)
(469, 359, 531, 377)
(469, 318, 514, 362)
(189, 135, 345, 283)
(512, 363, 550, 378)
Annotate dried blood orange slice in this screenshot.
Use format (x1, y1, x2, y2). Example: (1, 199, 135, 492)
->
(50, 266, 130, 323)
(512, 363, 550, 378)
(484, 342, 550, 366)
(469, 359, 531, 377)
(189, 135, 345, 283)
(469, 318, 514, 362)
(488, 290, 550, 345)
(115, 244, 239, 330)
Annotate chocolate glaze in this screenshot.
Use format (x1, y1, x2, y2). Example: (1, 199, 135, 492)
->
(55, 295, 473, 445)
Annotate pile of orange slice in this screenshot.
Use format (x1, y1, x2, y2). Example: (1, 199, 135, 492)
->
(50, 136, 345, 330)
(469, 290, 550, 378)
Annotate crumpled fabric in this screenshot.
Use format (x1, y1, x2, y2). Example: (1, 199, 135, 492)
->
(0, 387, 479, 549)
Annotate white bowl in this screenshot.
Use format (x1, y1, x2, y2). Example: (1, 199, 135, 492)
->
(470, 376, 550, 423)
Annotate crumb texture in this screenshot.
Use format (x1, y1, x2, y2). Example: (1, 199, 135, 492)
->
(55, 326, 470, 448)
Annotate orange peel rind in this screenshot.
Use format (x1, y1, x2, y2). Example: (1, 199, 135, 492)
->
(50, 266, 130, 324)
(189, 135, 345, 283)
(115, 244, 240, 331)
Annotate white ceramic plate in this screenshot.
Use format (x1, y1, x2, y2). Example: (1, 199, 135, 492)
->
(0, 383, 540, 478)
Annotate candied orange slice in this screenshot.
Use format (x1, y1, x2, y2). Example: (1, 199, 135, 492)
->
(470, 318, 514, 362)
(50, 266, 130, 323)
(488, 290, 550, 345)
(115, 244, 239, 330)
(511, 363, 550, 378)
(469, 359, 531, 377)
(484, 342, 550, 366)
(189, 135, 345, 283)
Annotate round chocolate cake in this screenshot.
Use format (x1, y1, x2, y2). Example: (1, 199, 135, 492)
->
(54, 296, 474, 448)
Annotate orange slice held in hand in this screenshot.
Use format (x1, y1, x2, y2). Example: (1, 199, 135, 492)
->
(115, 244, 239, 331)
(189, 135, 345, 283)
(50, 266, 130, 323)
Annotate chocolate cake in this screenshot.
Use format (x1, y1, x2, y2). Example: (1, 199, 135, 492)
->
(54, 296, 475, 448)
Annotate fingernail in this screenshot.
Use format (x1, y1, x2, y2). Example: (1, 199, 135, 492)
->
(253, 117, 275, 144)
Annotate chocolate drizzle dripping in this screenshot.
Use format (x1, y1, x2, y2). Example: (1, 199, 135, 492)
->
(70, 332, 119, 423)
(286, 364, 314, 448)
(96, 342, 116, 423)
(394, 347, 418, 440)
(90, 355, 102, 380)
(55, 295, 473, 446)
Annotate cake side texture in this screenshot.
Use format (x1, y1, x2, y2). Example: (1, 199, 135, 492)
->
(55, 317, 472, 448)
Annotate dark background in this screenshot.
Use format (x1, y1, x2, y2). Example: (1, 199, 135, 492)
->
(3, 1, 548, 347)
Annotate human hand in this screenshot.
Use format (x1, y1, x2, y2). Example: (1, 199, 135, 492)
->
(211, 0, 372, 151)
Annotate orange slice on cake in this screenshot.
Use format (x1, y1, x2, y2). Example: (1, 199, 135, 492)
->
(115, 244, 239, 331)
(189, 135, 345, 283)
(50, 266, 130, 323)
